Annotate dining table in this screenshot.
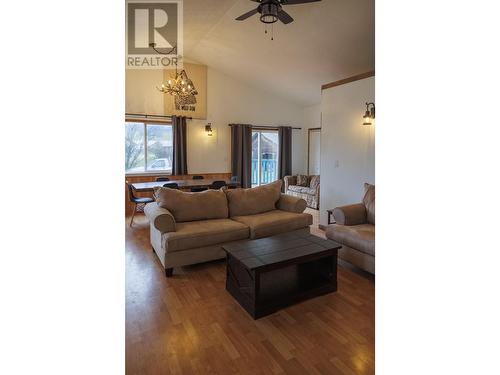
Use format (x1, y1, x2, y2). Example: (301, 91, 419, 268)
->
(130, 178, 240, 192)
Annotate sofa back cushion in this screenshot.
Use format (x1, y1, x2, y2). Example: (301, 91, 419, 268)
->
(296, 175, 309, 186)
(225, 180, 282, 217)
(309, 175, 320, 189)
(363, 183, 375, 225)
(154, 187, 228, 222)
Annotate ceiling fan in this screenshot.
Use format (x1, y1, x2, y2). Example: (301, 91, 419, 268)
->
(235, 0, 321, 25)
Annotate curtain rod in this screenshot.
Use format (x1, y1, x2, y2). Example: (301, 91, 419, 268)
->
(227, 124, 301, 130)
(125, 113, 193, 120)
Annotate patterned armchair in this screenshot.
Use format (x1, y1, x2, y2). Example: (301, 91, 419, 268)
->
(283, 175, 320, 209)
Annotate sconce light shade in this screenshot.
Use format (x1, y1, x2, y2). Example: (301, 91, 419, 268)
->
(205, 123, 213, 136)
(363, 111, 372, 126)
(363, 102, 375, 125)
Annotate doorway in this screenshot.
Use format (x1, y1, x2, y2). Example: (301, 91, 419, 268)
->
(308, 128, 321, 175)
(251, 130, 279, 187)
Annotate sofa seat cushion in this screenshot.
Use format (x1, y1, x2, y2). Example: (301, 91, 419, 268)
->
(288, 185, 316, 195)
(325, 224, 375, 256)
(231, 209, 313, 239)
(164, 219, 249, 253)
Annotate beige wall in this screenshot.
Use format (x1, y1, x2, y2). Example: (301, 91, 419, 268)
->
(125, 69, 164, 115)
(125, 67, 306, 175)
(319, 76, 375, 225)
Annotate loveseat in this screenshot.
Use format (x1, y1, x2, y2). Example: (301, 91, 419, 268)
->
(284, 175, 320, 209)
(325, 183, 375, 274)
(144, 180, 312, 277)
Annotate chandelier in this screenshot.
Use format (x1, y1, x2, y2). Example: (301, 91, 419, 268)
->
(150, 42, 199, 110)
(158, 69, 197, 98)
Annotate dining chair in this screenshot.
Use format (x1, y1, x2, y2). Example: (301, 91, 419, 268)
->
(127, 183, 154, 227)
(163, 182, 179, 189)
(191, 175, 207, 192)
(229, 176, 240, 189)
(209, 180, 227, 190)
(156, 177, 170, 182)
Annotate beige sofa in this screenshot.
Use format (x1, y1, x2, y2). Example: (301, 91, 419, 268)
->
(145, 180, 312, 277)
(325, 183, 375, 274)
(284, 175, 320, 209)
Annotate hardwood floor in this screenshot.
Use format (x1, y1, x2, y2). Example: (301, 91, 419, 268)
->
(126, 214, 375, 375)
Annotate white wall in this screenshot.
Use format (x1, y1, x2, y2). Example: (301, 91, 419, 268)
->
(303, 103, 322, 129)
(319, 77, 375, 225)
(308, 130, 321, 175)
(302, 103, 322, 174)
(125, 67, 306, 175)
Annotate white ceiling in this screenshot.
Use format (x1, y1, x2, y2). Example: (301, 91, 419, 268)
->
(182, 0, 374, 107)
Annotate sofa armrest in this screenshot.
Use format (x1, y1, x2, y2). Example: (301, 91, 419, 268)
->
(333, 203, 367, 226)
(277, 194, 307, 213)
(144, 202, 176, 233)
(283, 175, 297, 192)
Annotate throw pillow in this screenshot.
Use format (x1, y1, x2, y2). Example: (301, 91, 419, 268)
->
(309, 175, 320, 189)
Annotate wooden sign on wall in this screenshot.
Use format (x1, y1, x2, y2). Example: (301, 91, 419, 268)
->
(163, 63, 207, 119)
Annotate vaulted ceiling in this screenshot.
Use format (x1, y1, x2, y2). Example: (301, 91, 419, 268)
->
(182, 0, 374, 107)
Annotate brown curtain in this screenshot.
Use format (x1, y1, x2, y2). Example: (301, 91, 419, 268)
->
(278, 126, 292, 186)
(230, 124, 252, 188)
(172, 116, 188, 175)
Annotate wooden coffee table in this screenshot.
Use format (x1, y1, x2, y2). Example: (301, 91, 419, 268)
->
(222, 230, 341, 319)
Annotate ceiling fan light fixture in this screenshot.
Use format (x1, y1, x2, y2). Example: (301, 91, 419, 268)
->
(260, 3, 279, 24)
(235, 0, 321, 40)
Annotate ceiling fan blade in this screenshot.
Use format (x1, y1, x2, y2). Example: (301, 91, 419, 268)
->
(281, 0, 321, 4)
(277, 9, 294, 24)
(235, 8, 259, 21)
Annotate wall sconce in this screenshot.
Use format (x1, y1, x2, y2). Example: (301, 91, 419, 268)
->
(363, 102, 375, 125)
(205, 123, 213, 136)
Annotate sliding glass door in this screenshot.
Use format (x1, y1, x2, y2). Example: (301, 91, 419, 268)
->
(251, 130, 279, 187)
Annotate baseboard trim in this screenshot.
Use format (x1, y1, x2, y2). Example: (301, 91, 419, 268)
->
(318, 224, 327, 231)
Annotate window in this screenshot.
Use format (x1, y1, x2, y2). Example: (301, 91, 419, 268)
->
(125, 122, 173, 174)
(251, 130, 279, 187)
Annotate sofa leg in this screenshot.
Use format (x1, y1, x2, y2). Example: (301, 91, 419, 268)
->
(165, 268, 173, 277)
